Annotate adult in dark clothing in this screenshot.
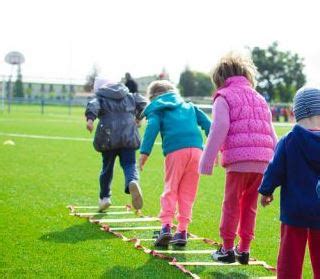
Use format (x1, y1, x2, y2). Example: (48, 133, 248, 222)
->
(125, 72, 138, 93)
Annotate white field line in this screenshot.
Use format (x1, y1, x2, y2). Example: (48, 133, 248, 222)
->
(0, 132, 91, 142)
(70, 211, 134, 216)
(169, 260, 269, 266)
(109, 226, 161, 231)
(95, 217, 159, 223)
(155, 250, 213, 254)
(273, 122, 294, 127)
(0, 132, 161, 145)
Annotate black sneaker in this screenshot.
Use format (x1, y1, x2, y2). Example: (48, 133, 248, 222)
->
(169, 231, 187, 247)
(154, 224, 172, 247)
(234, 246, 249, 264)
(211, 246, 236, 263)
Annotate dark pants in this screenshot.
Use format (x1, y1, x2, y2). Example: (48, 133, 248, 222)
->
(99, 148, 139, 199)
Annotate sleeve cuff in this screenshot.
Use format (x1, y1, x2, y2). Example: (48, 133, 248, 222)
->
(199, 163, 214, 175)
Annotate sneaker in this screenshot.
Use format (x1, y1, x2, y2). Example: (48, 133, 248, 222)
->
(155, 224, 172, 247)
(98, 197, 112, 212)
(234, 246, 249, 264)
(169, 231, 187, 247)
(129, 181, 143, 210)
(211, 246, 236, 263)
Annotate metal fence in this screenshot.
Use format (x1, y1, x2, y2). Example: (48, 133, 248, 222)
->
(0, 97, 88, 115)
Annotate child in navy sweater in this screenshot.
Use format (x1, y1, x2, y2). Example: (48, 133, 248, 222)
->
(259, 87, 320, 279)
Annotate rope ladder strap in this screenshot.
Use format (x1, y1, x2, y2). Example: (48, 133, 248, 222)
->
(67, 205, 276, 277)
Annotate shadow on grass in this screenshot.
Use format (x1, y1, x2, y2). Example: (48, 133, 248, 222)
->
(203, 272, 249, 279)
(39, 222, 113, 244)
(100, 256, 185, 279)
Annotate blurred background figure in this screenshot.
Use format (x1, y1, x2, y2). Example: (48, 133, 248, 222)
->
(124, 72, 138, 93)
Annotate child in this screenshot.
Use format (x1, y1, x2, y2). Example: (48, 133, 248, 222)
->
(85, 78, 147, 212)
(259, 87, 320, 279)
(199, 52, 277, 264)
(139, 80, 211, 247)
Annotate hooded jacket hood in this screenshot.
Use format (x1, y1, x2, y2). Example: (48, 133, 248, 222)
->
(143, 92, 183, 116)
(292, 124, 320, 173)
(96, 83, 129, 100)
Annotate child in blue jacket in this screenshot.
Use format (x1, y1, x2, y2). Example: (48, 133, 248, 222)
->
(259, 87, 320, 279)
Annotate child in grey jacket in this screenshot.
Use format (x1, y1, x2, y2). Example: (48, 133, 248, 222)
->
(85, 78, 147, 211)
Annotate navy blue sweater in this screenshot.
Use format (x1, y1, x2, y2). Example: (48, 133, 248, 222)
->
(259, 125, 320, 229)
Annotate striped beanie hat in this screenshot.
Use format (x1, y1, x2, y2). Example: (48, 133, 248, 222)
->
(293, 87, 320, 121)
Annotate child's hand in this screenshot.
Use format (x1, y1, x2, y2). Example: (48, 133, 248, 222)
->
(86, 120, 94, 133)
(139, 154, 149, 171)
(260, 195, 273, 207)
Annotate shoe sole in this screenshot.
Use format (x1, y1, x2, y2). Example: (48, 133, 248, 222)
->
(235, 255, 249, 265)
(155, 234, 172, 247)
(169, 239, 187, 247)
(129, 181, 143, 210)
(98, 202, 111, 213)
(212, 252, 236, 263)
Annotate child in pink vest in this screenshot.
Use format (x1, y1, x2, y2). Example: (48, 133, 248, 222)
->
(199, 52, 277, 264)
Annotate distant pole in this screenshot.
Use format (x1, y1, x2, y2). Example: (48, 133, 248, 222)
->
(5, 51, 25, 114)
(1, 76, 5, 112)
(41, 99, 44, 115)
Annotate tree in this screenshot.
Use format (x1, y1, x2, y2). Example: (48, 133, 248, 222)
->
(13, 66, 24, 98)
(84, 65, 100, 92)
(194, 72, 214, 97)
(251, 42, 306, 102)
(179, 67, 213, 97)
(178, 67, 195, 96)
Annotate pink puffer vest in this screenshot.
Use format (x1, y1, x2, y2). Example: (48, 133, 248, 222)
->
(214, 76, 274, 166)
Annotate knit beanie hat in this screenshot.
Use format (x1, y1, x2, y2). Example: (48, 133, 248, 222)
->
(293, 87, 320, 121)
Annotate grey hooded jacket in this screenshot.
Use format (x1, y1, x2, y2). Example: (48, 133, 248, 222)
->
(85, 83, 147, 152)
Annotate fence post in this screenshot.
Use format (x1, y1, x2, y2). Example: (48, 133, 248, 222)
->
(41, 99, 44, 114)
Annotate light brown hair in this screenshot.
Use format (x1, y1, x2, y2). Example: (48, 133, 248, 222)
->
(211, 52, 257, 88)
(147, 80, 177, 100)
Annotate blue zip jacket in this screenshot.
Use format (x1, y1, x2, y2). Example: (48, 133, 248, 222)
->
(140, 92, 211, 156)
(259, 125, 320, 229)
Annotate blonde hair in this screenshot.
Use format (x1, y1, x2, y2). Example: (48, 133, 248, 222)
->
(211, 52, 257, 88)
(147, 80, 177, 100)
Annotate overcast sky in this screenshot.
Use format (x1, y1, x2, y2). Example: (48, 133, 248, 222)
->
(0, 0, 319, 86)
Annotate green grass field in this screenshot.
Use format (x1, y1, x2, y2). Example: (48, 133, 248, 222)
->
(0, 106, 313, 278)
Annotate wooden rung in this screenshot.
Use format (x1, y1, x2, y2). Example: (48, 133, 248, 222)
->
(154, 250, 213, 254)
(109, 226, 162, 231)
(96, 217, 159, 223)
(71, 205, 128, 209)
(138, 237, 204, 242)
(70, 211, 134, 216)
(169, 260, 269, 266)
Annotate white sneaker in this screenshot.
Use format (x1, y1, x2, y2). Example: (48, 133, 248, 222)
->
(128, 181, 143, 210)
(98, 197, 112, 212)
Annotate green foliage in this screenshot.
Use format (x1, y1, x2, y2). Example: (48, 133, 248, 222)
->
(179, 68, 213, 97)
(251, 42, 306, 102)
(13, 74, 24, 98)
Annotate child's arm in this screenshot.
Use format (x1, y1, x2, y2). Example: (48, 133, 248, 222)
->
(134, 93, 148, 120)
(258, 138, 287, 205)
(199, 97, 230, 175)
(139, 112, 161, 166)
(194, 106, 211, 136)
(85, 97, 101, 132)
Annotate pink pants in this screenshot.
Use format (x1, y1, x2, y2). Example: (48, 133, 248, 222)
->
(159, 148, 202, 232)
(277, 224, 320, 279)
(220, 172, 263, 252)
